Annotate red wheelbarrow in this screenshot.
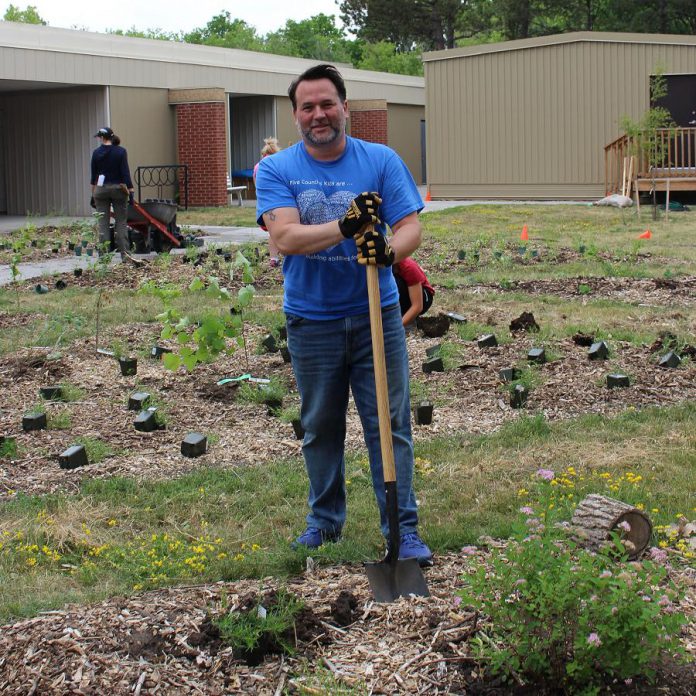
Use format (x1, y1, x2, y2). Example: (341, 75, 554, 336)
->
(125, 199, 183, 253)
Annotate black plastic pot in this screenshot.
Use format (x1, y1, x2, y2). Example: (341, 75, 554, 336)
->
(413, 401, 434, 425)
(59, 445, 89, 470)
(22, 412, 47, 431)
(119, 357, 138, 376)
(510, 384, 529, 409)
(607, 373, 630, 389)
(261, 334, 278, 353)
(588, 341, 609, 361)
(477, 333, 498, 348)
(73, 268, 83, 278)
(527, 348, 546, 364)
(425, 344, 443, 358)
(55, 279, 67, 290)
(40, 386, 63, 400)
(151, 345, 172, 360)
(128, 391, 151, 411)
(422, 357, 444, 374)
(291, 418, 305, 440)
(134, 408, 158, 432)
(659, 351, 681, 369)
(280, 346, 291, 363)
(499, 367, 521, 383)
(181, 432, 207, 458)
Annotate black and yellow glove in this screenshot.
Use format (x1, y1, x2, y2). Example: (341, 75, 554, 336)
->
(338, 191, 382, 238)
(355, 228, 395, 267)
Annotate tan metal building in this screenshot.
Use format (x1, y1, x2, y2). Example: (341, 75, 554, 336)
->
(0, 22, 424, 215)
(423, 32, 696, 200)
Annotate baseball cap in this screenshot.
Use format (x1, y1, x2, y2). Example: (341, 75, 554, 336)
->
(94, 126, 114, 138)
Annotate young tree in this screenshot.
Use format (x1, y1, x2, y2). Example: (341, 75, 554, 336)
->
(264, 14, 354, 63)
(3, 3, 46, 24)
(183, 11, 263, 51)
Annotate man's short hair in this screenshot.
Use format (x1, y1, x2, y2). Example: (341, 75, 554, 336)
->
(288, 64, 347, 110)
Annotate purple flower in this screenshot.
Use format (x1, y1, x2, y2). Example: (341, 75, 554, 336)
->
(514, 578, 527, 587)
(648, 547, 668, 563)
(599, 570, 612, 579)
(519, 506, 534, 515)
(536, 468, 555, 481)
(453, 596, 463, 607)
(617, 520, 631, 533)
(658, 595, 671, 607)
(460, 545, 478, 555)
(587, 632, 602, 647)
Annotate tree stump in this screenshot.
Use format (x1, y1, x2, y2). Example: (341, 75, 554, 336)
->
(570, 494, 652, 560)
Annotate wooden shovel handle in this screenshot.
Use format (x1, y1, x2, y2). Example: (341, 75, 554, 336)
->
(366, 262, 397, 484)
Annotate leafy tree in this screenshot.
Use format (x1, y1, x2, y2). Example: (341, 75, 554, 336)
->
(356, 41, 424, 75)
(265, 14, 354, 62)
(183, 11, 263, 51)
(107, 27, 182, 41)
(340, 0, 465, 51)
(3, 3, 46, 24)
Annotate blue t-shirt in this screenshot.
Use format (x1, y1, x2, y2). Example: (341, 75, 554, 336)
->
(255, 136, 423, 320)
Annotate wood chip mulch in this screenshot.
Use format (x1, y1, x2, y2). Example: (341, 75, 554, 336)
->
(0, 549, 693, 695)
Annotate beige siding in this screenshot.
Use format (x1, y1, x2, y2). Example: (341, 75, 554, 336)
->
(275, 97, 298, 150)
(425, 37, 696, 199)
(0, 24, 424, 105)
(0, 86, 106, 215)
(387, 103, 425, 184)
(109, 87, 176, 200)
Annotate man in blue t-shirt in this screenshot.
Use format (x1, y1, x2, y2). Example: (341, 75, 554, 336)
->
(256, 64, 432, 566)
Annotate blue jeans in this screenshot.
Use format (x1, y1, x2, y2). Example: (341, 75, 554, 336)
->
(286, 303, 418, 538)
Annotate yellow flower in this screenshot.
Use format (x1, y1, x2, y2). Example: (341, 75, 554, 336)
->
(133, 583, 143, 591)
(217, 552, 227, 560)
(233, 553, 245, 562)
(26, 557, 37, 567)
(251, 544, 261, 552)
(107, 519, 117, 527)
(651, 508, 659, 514)
(517, 489, 528, 497)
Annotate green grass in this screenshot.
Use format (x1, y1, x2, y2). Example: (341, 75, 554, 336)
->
(177, 206, 258, 228)
(0, 402, 693, 622)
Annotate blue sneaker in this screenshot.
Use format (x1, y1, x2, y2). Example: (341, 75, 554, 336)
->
(398, 532, 433, 567)
(292, 526, 341, 550)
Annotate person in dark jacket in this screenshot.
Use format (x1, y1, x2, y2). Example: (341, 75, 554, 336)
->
(90, 126, 133, 258)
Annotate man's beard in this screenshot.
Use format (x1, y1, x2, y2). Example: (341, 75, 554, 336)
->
(300, 119, 343, 145)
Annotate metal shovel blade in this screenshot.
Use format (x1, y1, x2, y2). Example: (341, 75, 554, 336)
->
(365, 557, 430, 603)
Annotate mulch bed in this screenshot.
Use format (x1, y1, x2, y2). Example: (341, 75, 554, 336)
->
(0, 550, 693, 695)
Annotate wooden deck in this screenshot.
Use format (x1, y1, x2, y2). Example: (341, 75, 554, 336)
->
(605, 128, 696, 196)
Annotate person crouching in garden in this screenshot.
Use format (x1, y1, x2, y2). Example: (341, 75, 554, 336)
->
(392, 257, 434, 327)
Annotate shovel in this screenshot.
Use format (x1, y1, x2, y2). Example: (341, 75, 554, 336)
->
(363, 261, 430, 602)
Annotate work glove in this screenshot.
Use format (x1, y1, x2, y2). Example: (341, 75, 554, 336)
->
(338, 191, 382, 238)
(90, 196, 96, 209)
(355, 228, 395, 267)
(128, 191, 135, 205)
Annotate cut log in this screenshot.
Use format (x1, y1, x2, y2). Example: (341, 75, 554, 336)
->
(570, 494, 652, 560)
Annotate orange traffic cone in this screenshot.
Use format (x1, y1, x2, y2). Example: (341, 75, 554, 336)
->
(638, 229, 652, 239)
(425, 189, 432, 202)
(520, 224, 529, 241)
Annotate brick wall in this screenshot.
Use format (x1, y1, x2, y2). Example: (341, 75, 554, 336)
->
(175, 102, 227, 207)
(350, 109, 388, 144)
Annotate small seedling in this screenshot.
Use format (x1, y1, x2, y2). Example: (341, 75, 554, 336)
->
(0, 437, 18, 458)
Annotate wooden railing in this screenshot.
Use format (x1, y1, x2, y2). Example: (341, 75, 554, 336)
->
(604, 127, 696, 194)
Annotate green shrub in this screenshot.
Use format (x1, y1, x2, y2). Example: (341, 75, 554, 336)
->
(460, 474, 686, 694)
